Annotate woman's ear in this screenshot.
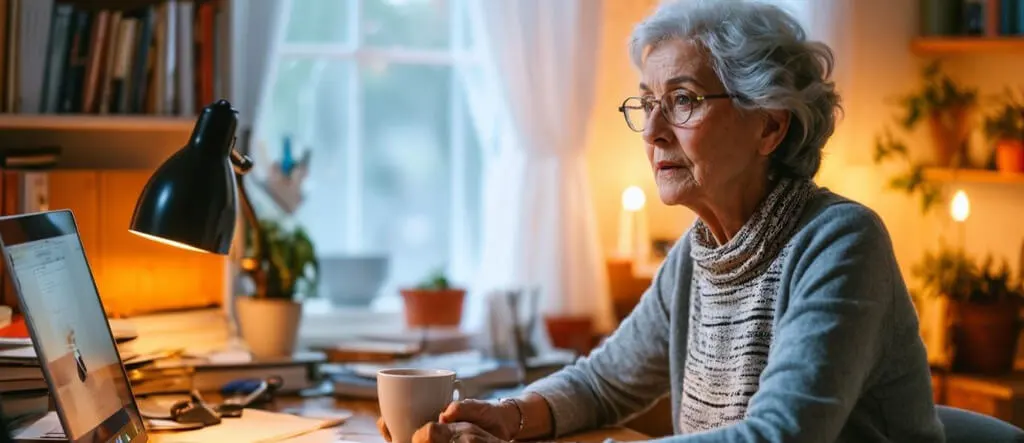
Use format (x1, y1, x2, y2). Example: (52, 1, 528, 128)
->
(758, 110, 791, 156)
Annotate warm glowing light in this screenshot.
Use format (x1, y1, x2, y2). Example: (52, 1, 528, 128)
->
(950, 189, 970, 223)
(129, 230, 209, 253)
(622, 186, 646, 212)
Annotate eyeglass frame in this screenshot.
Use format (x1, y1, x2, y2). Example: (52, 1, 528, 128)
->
(617, 90, 740, 132)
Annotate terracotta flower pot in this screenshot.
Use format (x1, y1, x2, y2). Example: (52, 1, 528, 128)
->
(544, 315, 595, 356)
(995, 139, 1024, 173)
(400, 289, 466, 328)
(929, 106, 973, 167)
(949, 299, 1022, 375)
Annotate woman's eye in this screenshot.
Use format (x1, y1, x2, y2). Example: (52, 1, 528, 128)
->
(672, 93, 694, 107)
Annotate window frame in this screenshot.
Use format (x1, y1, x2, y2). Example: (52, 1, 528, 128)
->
(259, 0, 479, 319)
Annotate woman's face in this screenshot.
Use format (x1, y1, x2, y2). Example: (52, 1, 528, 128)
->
(639, 39, 780, 207)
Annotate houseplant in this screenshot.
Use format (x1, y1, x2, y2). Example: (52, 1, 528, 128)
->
(982, 88, 1024, 173)
(236, 218, 319, 358)
(873, 62, 978, 214)
(899, 60, 978, 167)
(400, 268, 466, 328)
(913, 245, 1023, 374)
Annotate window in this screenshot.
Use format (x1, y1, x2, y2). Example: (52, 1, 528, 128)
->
(255, 0, 482, 313)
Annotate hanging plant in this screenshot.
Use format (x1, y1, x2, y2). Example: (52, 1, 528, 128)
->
(873, 128, 943, 214)
(872, 61, 978, 214)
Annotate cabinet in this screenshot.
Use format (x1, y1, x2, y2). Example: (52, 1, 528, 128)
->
(933, 371, 1024, 427)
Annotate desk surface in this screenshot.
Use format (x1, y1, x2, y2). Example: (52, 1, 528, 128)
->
(275, 396, 649, 442)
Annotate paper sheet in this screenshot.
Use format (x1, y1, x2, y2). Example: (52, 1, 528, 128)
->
(275, 429, 361, 443)
(150, 409, 339, 443)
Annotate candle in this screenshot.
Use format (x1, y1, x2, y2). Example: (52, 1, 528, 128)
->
(950, 189, 969, 254)
(618, 186, 648, 260)
(950, 189, 970, 223)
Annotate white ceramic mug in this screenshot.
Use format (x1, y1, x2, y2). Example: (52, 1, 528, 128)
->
(377, 368, 463, 443)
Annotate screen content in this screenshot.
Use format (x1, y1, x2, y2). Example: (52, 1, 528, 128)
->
(7, 234, 142, 442)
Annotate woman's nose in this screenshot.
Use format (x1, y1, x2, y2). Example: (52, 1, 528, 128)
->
(642, 107, 673, 147)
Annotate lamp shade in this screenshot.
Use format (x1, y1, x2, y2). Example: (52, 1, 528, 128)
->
(129, 100, 240, 254)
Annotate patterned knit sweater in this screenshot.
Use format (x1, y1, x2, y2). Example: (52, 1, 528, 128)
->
(525, 183, 944, 443)
(680, 178, 817, 432)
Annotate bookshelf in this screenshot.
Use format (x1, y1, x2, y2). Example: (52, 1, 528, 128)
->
(0, 0, 233, 170)
(0, 114, 194, 168)
(910, 37, 1024, 54)
(924, 168, 1024, 185)
(0, 0, 238, 317)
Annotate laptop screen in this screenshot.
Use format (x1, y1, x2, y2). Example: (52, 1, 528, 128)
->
(0, 211, 145, 443)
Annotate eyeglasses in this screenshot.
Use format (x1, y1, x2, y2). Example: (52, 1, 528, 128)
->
(618, 90, 737, 132)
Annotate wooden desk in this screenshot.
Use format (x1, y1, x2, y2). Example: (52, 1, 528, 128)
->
(273, 396, 650, 442)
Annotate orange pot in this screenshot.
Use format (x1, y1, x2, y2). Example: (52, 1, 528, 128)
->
(995, 140, 1024, 173)
(544, 315, 595, 356)
(400, 289, 465, 328)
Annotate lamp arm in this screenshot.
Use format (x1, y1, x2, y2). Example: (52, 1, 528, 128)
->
(230, 149, 267, 298)
(230, 149, 254, 175)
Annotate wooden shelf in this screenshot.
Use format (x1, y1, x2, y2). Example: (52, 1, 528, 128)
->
(925, 168, 1024, 185)
(0, 114, 195, 131)
(911, 37, 1024, 54)
(0, 114, 196, 169)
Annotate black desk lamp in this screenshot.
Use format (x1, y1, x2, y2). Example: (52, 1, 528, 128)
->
(130, 99, 266, 293)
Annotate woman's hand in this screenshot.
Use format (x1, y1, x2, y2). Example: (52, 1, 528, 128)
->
(413, 422, 507, 443)
(376, 399, 521, 442)
(439, 399, 520, 440)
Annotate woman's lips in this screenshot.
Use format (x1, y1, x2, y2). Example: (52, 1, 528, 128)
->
(655, 161, 684, 171)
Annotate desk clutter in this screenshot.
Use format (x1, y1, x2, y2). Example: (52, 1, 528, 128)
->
(0, 306, 579, 441)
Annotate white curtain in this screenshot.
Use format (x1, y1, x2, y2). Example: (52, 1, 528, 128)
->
(230, 0, 286, 157)
(459, 0, 614, 334)
(225, 0, 286, 298)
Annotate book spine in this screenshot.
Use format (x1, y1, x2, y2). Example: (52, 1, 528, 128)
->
(16, 0, 54, 114)
(4, 0, 16, 113)
(112, 17, 137, 114)
(988, 0, 1002, 36)
(97, 10, 121, 114)
(1016, 0, 1024, 34)
(1000, 0, 1016, 34)
(162, 1, 176, 115)
(130, 6, 154, 113)
(40, 4, 71, 113)
(58, 8, 90, 113)
(81, 10, 108, 113)
(175, 0, 193, 116)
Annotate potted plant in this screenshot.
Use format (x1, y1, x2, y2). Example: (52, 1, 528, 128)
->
(913, 246, 1023, 374)
(899, 61, 978, 168)
(236, 218, 319, 358)
(982, 88, 1024, 174)
(872, 62, 978, 215)
(400, 268, 465, 328)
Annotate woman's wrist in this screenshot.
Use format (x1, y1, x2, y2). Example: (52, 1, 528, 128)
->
(497, 398, 525, 440)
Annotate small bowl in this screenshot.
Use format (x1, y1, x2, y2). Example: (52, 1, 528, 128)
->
(319, 255, 390, 307)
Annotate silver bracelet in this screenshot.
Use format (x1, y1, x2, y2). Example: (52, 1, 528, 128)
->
(499, 397, 525, 441)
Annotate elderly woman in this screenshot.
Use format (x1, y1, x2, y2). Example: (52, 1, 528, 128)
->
(380, 1, 944, 442)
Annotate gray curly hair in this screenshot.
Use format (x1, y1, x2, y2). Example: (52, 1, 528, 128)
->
(629, 0, 841, 179)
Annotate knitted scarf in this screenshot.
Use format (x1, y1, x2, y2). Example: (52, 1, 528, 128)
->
(680, 177, 819, 433)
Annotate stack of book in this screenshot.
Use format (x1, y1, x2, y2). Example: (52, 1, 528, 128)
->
(0, 309, 330, 417)
(0, 337, 48, 423)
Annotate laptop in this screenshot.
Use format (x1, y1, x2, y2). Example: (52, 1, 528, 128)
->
(0, 210, 147, 442)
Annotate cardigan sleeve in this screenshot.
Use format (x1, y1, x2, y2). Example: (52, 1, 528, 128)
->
(522, 236, 687, 437)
